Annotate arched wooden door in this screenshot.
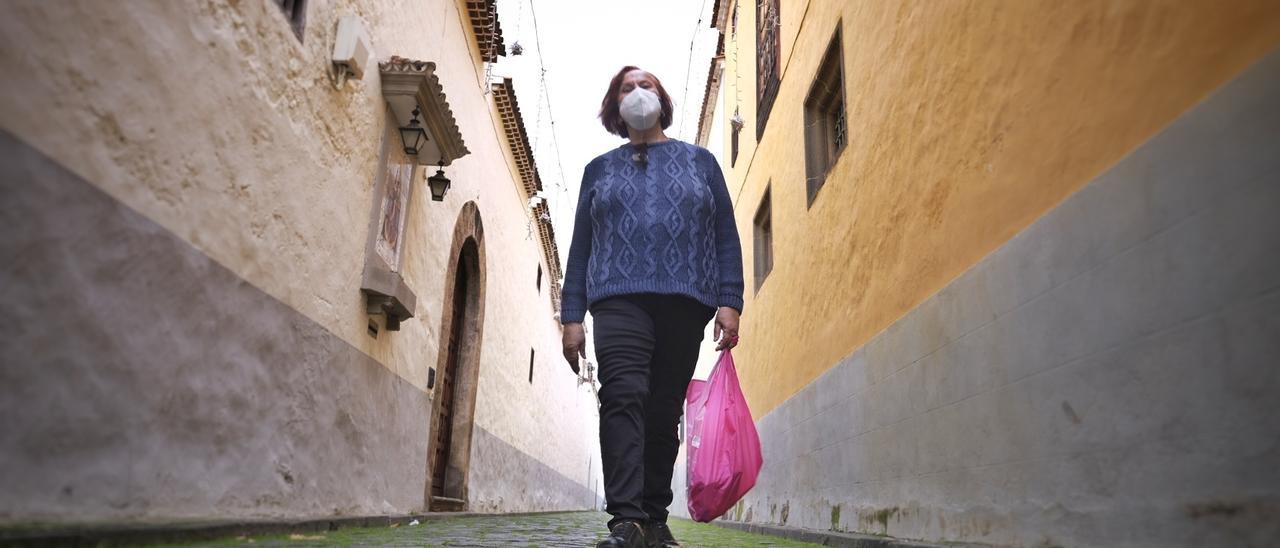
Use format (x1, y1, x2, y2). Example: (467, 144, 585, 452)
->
(426, 203, 485, 512)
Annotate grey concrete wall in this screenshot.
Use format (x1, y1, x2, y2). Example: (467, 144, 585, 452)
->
(467, 426, 603, 513)
(677, 51, 1280, 547)
(0, 125, 603, 525)
(0, 129, 436, 523)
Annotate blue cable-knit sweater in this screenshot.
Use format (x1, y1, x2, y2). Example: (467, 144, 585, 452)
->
(560, 139, 744, 324)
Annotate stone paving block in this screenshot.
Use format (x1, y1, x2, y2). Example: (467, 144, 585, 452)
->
(149, 512, 806, 547)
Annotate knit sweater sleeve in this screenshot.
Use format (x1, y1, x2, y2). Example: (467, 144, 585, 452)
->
(704, 150, 745, 313)
(560, 159, 598, 324)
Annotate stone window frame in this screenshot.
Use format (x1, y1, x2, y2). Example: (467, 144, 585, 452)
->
(756, 0, 781, 140)
(360, 106, 421, 331)
(274, 0, 307, 43)
(371, 107, 418, 273)
(803, 23, 847, 207)
(753, 184, 774, 293)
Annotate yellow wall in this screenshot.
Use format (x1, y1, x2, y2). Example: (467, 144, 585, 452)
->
(721, 0, 1280, 417)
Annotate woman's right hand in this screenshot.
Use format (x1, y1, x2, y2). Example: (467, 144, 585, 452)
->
(562, 323, 586, 375)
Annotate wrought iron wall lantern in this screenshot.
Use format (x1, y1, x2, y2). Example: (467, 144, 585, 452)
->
(399, 107, 429, 155)
(427, 163, 452, 201)
(380, 56, 471, 167)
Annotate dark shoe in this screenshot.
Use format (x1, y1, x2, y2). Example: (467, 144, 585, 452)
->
(645, 521, 680, 547)
(596, 520, 646, 548)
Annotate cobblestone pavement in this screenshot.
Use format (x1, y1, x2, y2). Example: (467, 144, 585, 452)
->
(170, 512, 820, 547)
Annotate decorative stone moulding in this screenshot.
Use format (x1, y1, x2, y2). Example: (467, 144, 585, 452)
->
(359, 56, 471, 332)
(362, 264, 417, 331)
(491, 78, 564, 313)
(379, 56, 471, 167)
(465, 0, 506, 62)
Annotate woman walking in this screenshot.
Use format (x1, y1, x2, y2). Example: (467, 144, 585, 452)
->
(561, 66, 744, 548)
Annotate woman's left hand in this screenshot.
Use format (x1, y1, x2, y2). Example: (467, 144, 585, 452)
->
(713, 307, 740, 350)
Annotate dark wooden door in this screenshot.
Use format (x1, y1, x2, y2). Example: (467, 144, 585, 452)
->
(431, 262, 467, 497)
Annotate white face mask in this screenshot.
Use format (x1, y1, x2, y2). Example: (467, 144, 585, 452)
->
(619, 87, 661, 131)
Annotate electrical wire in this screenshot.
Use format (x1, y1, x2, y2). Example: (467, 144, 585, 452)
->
(528, 0, 576, 257)
(676, 0, 712, 140)
(529, 1, 569, 195)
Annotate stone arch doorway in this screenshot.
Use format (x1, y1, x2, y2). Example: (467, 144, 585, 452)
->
(426, 201, 485, 512)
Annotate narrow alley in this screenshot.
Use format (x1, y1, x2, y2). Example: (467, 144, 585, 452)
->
(1, 1, 1278, 547)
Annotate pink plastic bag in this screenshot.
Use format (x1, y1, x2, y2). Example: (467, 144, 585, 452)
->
(684, 349, 763, 522)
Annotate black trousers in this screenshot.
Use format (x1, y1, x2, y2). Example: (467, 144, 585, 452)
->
(591, 293, 716, 529)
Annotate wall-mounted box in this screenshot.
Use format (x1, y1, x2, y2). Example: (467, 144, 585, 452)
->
(332, 15, 373, 80)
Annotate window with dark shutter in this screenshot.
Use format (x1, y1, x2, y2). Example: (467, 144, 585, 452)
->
(276, 0, 308, 42)
(803, 25, 846, 206)
(753, 186, 773, 292)
(731, 2, 739, 36)
(731, 123, 741, 167)
(536, 264, 542, 292)
(756, 0, 781, 140)
(528, 349, 535, 384)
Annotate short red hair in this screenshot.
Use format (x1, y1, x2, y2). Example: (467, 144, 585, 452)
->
(598, 66, 675, 138)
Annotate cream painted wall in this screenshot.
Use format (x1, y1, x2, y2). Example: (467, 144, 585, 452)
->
(0, 0, 596, 507)
(688, 60, 730, 382)
(466, 191, 603, 500)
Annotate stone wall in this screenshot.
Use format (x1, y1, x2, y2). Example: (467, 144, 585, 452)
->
(0, 0, 598, 524)
(0, 136, 433, 520)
